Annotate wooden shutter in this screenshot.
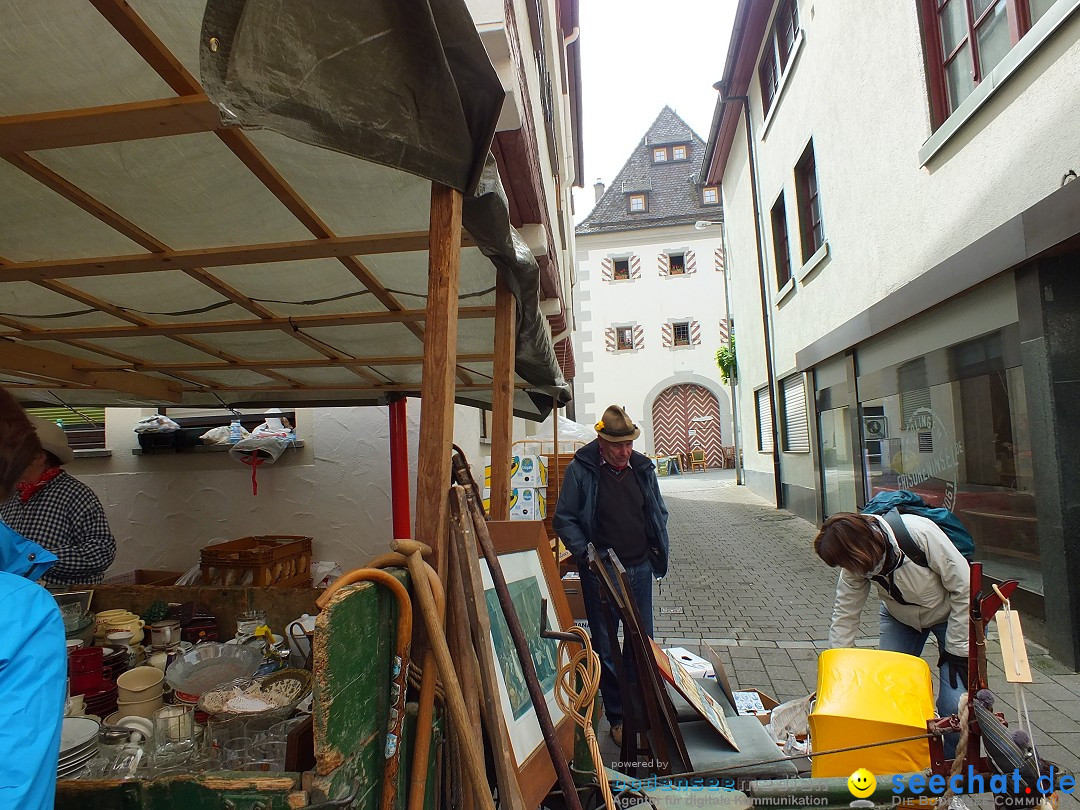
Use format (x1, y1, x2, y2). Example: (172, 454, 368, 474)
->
(633, 325, 645, 349)
(718, 319, 730, 343)
(630, 254, 641, 279)
(781, 374, 809, 452)
(690, 320, 701, 345)
(685, 250, 697, 274)
(661, 322, 673, 347)
(605, 327, 617, 353)
(714, 246, 725, 273)
(657, 253, 669, 276)
(756, 387, 774, 453)
(601, 257, 614, 281)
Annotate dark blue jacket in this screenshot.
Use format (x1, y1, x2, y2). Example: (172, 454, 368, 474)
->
(552, 439, 670, 577)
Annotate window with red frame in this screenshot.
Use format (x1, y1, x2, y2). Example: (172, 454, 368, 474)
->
(771, 194, 792, 289)
(758, 0, 801, 116)
(795, 141, 825, 261)
(921, 0, 1058, 127)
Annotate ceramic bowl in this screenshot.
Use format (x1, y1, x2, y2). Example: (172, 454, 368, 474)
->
(116, 694, 164, 719)
(117, 667, 163, 702)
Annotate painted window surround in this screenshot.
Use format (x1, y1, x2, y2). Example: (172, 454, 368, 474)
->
(760, 30, 806, 139)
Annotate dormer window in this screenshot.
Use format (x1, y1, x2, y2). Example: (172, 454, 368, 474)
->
(652, 147, 668, 163)
(702, 186, 719, 205)
(629, 193, 647, 212)
(672, 145, 687, 161)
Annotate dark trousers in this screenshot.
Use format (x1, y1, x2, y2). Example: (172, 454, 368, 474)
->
(580, 557, 654, 726)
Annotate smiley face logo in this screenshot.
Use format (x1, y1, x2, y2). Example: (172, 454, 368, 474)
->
(847, 768, 876, 799)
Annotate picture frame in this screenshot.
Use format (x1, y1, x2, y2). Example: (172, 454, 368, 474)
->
(650, 639, 739, 750)
(483, 521, 575, 809)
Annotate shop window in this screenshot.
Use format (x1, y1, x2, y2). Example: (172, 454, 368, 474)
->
(672, 145, 688, 161)
(653, 147, 669, 163)
(668, 253, 687, 275)
(629, 193, 647, 213)
(771, 193, 792, 289)
(795, 140, 825, 261)
(919, 0, 1057, 129)
(702, 186, 719, 205)
(780, 375, 810, 452)
(26, 407, 106, 451)
(613, 259, 630, 280)
(756, 387, 774, 453)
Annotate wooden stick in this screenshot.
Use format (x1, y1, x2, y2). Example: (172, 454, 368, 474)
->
(450, 487, 528, 810)
(457, 488, 584, 810)
(391, 540, 494, 810)
(446, 531, 482, 810)
(489, 275, 516, 521)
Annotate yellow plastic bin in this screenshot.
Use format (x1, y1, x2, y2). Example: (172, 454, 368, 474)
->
(810, 648, 934, 778)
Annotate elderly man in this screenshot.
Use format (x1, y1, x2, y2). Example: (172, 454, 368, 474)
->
(553, 405, 670, 747)
(0, 388, 66, 808)
(1, 416, 115, 585)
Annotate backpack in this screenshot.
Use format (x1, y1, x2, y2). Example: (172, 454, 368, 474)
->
(861, 489, 975, 565)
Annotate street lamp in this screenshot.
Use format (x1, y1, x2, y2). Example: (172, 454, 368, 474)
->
(695, 220, 721, 230)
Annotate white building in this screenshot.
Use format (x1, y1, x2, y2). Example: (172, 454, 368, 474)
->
(702, 0, 1080, 665)
(574, 108, 732, 468)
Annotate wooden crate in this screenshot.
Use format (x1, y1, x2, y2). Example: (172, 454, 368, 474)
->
(103, 569, 182, 586)
(200, 535, 312, 587)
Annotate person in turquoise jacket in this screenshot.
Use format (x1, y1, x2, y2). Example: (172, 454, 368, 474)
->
(0, 387, 66, 809)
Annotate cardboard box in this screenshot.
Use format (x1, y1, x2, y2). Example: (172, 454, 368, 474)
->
(732, 688, 780, 726)
(482, 486, 547, 520)
(483, 454, 549, 489)
(561, 572, 587, 621)
(665, 647, 715, 679)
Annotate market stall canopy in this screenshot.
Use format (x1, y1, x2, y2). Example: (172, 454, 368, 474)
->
(0, 0, 570, 419)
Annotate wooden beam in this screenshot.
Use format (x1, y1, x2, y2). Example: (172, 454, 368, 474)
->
(9, 306, 493, 342)
(0, 231, 479, 283)
(0, 340, 183, 402)
(74, 353, 496, 372)
(415, 184, 464, 569)
(0, 96, 222, 153)
(488, 276, 517, 520)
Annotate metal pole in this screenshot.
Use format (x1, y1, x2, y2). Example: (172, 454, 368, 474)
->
(388, 394, 411, 539)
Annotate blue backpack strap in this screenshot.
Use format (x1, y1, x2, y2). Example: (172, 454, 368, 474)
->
(882, 509, 928, 568)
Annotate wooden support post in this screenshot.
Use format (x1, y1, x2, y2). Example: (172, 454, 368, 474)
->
(489, 275, 517, 521)
(415, 183, 463, 572)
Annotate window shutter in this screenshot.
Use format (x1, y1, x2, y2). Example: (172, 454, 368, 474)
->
(657, 253, 669, 277)
(633, 324, 644, 349)
(685, 250, 697, 274)
(661, 322, 673, 347)
(781, 375, 809, 452)
(714, 246, 725, 273)
(690, 320, 701, 345)
(605, 327, 617, 353)
(601, 257, 614, 281)
(630, 254, 641, 279)
(718, 319, 730, 343)
(756, 388, 774, 453)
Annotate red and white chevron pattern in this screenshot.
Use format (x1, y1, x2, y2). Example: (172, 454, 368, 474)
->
(685, 250, 697, 274)
(629, 255, 641, 279)
(690, 320, 701, 345)
(661, 322, 673, 347)
(718, 319, 730, 343)
(651, 383, 723, 468)
(714, 246, 725, 273)
(601, 257, 613, 281)
(658, 253, 670, 277)
(605, 327, 617, 352)
(633, 324, 645, 349)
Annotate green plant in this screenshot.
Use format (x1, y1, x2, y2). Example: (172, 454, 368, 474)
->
(715, 339, 737, 385)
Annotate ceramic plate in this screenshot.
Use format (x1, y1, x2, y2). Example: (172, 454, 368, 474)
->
(60, 717, 100, 753)
(58, 742, 97, 765)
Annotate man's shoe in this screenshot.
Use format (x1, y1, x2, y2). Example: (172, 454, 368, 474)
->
(610, 723, 623, 747)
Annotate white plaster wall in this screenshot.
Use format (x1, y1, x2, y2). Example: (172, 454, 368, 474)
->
(64, 402, 507, 579)
(720, 0, 1080, 498)
(573, 225, 732, 454)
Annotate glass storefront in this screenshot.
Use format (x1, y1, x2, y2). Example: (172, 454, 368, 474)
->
(820, 406, 858, 515)
(856, 328, 1041, 593)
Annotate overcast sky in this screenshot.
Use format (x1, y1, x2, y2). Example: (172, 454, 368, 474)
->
(570, 1, 738, 223)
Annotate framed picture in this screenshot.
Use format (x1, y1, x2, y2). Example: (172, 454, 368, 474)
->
(651, 638, 739, 750)
(483, 521, 575, 808)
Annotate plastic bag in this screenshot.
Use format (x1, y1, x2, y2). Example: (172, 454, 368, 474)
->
(766, 693, 814, 743)
(133, 415, 180, 433)
(229, 435, 291, 464)
(200, 425, 233, 445)
(175, 562, 203, 586)
(311, 561, 342, 589)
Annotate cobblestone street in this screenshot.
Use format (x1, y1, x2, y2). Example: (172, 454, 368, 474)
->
(642, 470, 1080, 803)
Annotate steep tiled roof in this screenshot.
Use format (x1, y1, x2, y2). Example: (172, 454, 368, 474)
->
(577, 106, 719, 236)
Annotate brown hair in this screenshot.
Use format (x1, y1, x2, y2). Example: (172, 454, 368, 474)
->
(0, 387, 41, 500)
(813, 513, 887, 576)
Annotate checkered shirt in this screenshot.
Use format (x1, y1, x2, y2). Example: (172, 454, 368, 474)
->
(0, 470, 115, 585)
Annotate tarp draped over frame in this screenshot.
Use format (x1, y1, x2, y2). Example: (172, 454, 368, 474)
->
(199, 0, 570, 414)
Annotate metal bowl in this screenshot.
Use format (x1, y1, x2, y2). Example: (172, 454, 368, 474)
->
(164, 642, 262, 696)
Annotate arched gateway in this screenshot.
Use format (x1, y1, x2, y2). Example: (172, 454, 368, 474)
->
(651, 383, 723, 468)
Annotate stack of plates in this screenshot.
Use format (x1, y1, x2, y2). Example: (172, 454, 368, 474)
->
(83, 679, 118, 718)
(58, 717, 100, 778)
(101, 645, 129, 678)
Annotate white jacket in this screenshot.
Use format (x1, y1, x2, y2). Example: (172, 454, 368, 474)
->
(828, 513, 970, 656)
